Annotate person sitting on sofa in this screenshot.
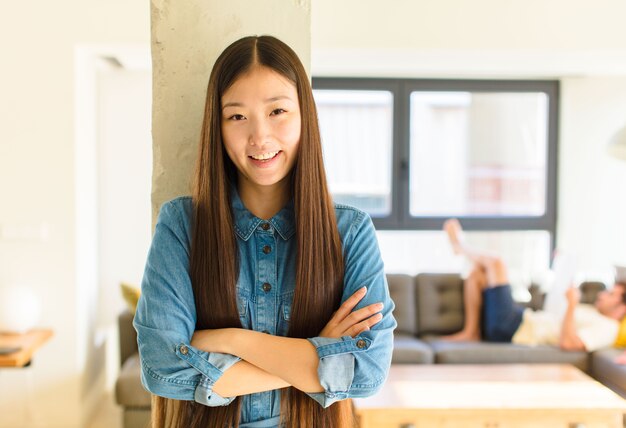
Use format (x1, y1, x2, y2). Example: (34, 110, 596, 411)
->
(441, 219, 626, 352)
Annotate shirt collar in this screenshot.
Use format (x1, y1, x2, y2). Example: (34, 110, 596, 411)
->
(231, 186, 295, 241)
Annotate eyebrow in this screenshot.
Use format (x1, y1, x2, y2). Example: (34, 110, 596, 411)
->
(222, 95, 294, 109)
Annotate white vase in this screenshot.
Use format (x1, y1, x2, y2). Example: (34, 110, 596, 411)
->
(0, 285, 41, 334)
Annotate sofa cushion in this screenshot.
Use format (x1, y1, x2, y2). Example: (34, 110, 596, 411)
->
(115, 353, 152, 408)
(415, 273, 464, 335)
(428, 339, 589, 371)
(392, 333, 434, 364)
(387, 274, 417, 335)
(591, 348, 626, 398)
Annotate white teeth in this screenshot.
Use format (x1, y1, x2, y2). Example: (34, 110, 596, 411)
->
(250, 151, 279, 160)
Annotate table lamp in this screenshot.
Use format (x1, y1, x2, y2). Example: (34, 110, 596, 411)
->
(0, 285, 41, 334)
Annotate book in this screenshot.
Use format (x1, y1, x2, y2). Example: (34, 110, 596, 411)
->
(543, 251, 578, 320)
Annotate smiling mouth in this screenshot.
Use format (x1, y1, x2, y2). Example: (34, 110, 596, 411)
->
(249, 151, 281, 161)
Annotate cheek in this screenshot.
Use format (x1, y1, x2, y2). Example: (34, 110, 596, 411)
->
(221, 126, 245, 157)
(221, 139, 241, 170)
(277, 118, 301, 147)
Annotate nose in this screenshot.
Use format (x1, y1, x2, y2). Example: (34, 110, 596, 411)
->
(248, 116, 269, 147)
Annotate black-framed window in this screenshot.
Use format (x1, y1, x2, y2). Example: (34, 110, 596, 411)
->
(312, 78, 558, 249)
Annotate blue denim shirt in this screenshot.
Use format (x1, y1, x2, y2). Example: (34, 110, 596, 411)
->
(134, 190, 396, 427)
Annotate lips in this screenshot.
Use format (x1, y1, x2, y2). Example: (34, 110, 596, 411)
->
(248, 150, 282, 168)
(248, 150, 280, 161)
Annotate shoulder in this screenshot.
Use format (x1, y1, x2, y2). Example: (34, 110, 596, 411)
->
(156, 196, 193, 242)
(159, 196, 193, 221)
(333, 203, 374, 244)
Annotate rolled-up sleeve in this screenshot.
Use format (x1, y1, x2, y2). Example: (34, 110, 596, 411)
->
(134, 200, 241, 406)
(306, 210, 397, 408)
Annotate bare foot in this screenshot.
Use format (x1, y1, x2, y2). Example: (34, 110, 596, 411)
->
(440, 330, 480, 342)
(443, 218, 465, 255)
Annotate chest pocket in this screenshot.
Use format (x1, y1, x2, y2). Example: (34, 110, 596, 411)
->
(237, 294, 251, 329)
(277, 291, 294, 336)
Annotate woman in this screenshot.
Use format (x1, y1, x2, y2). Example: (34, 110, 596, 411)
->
(134, 35, 396, 427)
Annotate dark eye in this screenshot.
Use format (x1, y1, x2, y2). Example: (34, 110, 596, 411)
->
(229, 114, 246, 121)
(270, 108, 286, 116)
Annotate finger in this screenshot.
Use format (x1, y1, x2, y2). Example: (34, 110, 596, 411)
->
(332, 286, 368, 323)
(347, 312, 383, 337)
(345, 313, 383, 338)
(336, 302, 383, 333)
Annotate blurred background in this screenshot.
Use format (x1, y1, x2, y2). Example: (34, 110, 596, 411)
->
(1, 1, 625, 426)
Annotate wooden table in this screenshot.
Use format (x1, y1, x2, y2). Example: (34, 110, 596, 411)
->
(354, 364, 626, 428)
(0, 329, 53, 367)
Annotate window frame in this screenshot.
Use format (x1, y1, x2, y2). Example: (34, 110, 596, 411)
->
(312, 77, 559, 247)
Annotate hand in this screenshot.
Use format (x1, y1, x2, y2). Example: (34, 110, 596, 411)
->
(319, 286, 384, 339)
(565, 287, 580, 306)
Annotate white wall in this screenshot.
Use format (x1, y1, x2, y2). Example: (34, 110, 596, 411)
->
(558, 77, 626, 279)
(314, 0, 626, 51)
(312, 0, 626, 78)
(312, 0, 626, 281)
(97, 66, 152, 327)
(0, 2, 149, 427)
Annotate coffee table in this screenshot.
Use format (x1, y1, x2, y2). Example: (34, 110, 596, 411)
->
(353, 364, 626, 428)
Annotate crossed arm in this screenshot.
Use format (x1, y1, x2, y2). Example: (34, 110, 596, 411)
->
(191, 286, 384, 398)
(136, 202, 393, 404)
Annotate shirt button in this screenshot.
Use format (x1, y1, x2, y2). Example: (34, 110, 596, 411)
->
(180, 345, 189, 355)
(262, 282, 272, 292)
(356, 339, 367, 349)
(261, 223, 270, 231)
(263, 245, 272, 254)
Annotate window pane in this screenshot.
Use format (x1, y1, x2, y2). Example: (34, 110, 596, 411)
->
(314, 90, 393, 217)
(409, 91, 548, 217)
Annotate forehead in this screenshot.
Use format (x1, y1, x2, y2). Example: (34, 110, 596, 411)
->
(222, 66, 297, 103)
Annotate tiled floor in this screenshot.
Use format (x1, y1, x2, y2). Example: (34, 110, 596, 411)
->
(87, 393, 123, 428)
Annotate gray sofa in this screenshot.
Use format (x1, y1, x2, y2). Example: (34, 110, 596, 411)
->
(116, 310, 151, 428)
(388, 273, 626, 396)
(115, 273, 626, 427)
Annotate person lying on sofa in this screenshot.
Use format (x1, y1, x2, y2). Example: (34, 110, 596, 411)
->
(441, 219, 626, 352)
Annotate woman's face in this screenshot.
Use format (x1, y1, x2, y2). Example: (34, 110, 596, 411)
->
(221, 65, 301, 192)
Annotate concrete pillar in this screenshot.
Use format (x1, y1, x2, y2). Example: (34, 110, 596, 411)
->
(151, 0, 312, 224)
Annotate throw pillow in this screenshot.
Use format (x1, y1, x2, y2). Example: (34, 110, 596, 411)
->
(120, 282, 141, 315)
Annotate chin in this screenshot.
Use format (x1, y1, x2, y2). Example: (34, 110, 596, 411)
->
(255, 171, 291, 184)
